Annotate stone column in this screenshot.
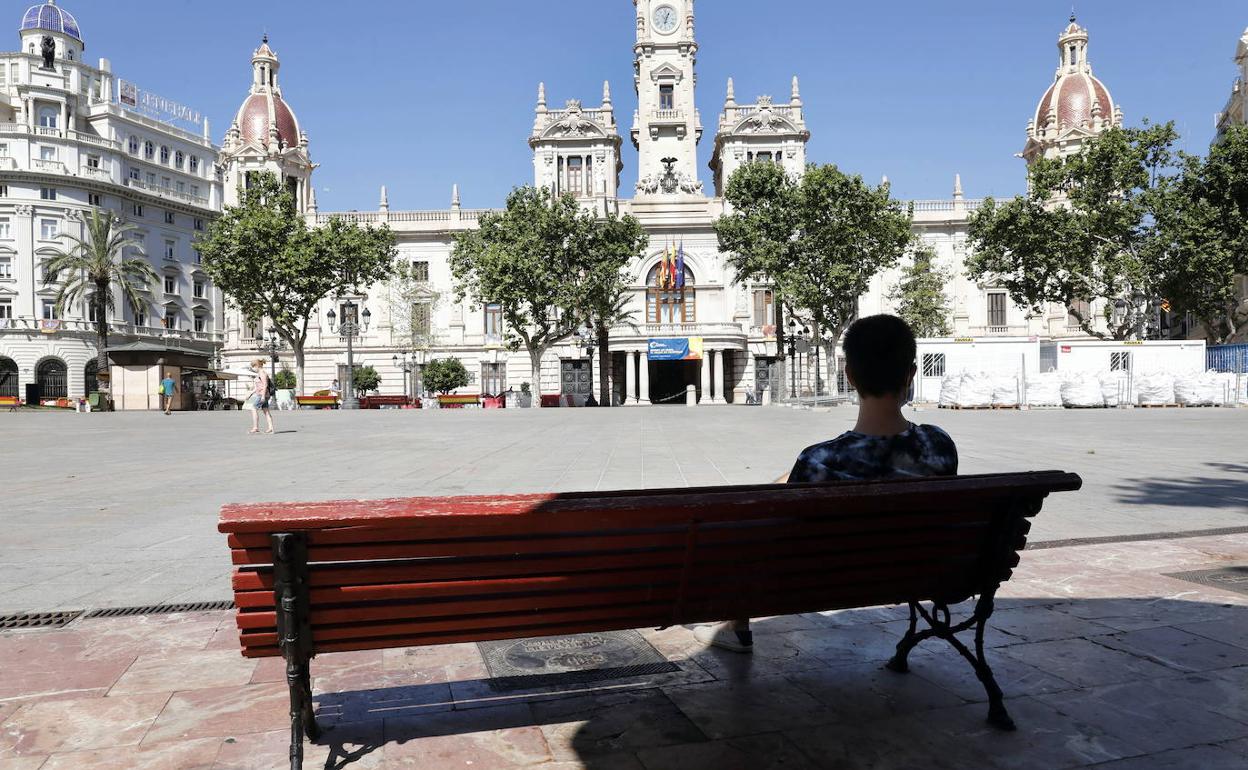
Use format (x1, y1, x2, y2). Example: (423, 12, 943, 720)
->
(712, 349, 727, 404)
(625, 351, 638, 405)
(638, 353, 650, 405)
(699, 352, 712, 403)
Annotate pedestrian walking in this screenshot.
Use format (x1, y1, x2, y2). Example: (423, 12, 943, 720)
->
(249, 358, 275, 434)
(160, 371, 177, 415)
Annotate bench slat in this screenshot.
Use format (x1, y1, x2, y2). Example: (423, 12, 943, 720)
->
(218, 472, 1079, 534)
(227, 510, 993, 566)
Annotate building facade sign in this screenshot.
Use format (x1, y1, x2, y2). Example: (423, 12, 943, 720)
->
(116, 79, 205, 130)
(648, 337, 703, 361)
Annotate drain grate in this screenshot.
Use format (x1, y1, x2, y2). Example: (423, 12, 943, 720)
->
(84, 600, 235, 619)
(0, 611, 83, 630)
(1164, 566, 1248, 597)
(477, 630, 679, 692)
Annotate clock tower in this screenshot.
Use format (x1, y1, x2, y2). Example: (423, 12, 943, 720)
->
(632, 0, 703, 197)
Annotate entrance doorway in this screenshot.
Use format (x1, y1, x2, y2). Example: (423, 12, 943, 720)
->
(648, 360, 699, 405)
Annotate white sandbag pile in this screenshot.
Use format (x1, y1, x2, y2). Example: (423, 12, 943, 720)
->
(955, 372, 995, 408)
(1135, 372, 1176, 406)
(1174, 371, 1232, 406)
(1099, 372, 1125, 408)
(938, 373, 962, 408)
(1060, 372, 1105, 408)
(1025, 372, 1063, 407)
(991, 374, 1019, 407)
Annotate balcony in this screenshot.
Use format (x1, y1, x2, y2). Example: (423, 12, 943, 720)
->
(0, 157, 16, 170)
(80, 165, 111, 182)
(33, 126, 62, 138)
(652, 109, 685, 122)
(125, 177, 210, 207)
(68, 130, 120, 150)
(32, 158, 67, 174)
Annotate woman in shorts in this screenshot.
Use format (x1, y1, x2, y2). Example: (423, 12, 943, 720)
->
(248, 358, 275, 435)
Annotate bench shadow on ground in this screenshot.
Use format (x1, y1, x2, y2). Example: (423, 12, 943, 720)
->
(305, 596, 1248, 769)
(1113, 462, 1248, 509)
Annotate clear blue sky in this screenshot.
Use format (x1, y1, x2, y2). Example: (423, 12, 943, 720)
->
(46, 0, 1247, 211)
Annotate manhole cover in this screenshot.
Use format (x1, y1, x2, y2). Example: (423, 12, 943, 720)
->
(1165, 566, 1248, 597)
(477, 630, 679, 691)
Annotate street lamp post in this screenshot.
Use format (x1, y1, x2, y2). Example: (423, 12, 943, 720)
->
(262, 328, 285, 381)
(787, 320, 797, 399)
(576, 325, 598, 406)
(327, 301, 371, 410)
(392, 352, 414, 403)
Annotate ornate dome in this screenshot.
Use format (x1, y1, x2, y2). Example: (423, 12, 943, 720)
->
(1030, 16, 1118, 135)
(237, 92, 300, 148)
(21, 1, 80, 42)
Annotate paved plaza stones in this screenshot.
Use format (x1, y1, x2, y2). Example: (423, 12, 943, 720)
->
(1, 406, 1247, 767)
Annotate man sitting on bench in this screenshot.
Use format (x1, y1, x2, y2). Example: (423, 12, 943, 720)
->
(696, 314, 960, 652)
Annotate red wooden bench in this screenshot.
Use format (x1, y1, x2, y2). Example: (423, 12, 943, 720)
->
(358, 395, 412, 409)
(219, 471, 1081, 769)
(295, 395, 339, 410)
(0, 396, 19, 411)
(437, 394, 480, 409)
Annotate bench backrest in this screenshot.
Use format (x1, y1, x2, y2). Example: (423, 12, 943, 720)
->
(219, 471, 1081, 658)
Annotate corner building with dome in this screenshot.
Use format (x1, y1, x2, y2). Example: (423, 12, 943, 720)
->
(221, 4, 1146, 405)
(0, 1, 223, 406)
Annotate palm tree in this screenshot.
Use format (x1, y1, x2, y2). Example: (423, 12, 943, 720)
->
(42, 208, 156, 395)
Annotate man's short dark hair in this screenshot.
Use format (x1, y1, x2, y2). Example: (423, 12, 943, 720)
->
(843, 315, 916, 396)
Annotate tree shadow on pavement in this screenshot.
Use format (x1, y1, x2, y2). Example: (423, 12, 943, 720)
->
(1112, 462, 1248, 509)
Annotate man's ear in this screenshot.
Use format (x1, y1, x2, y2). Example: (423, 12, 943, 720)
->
(844, 364, 857, 390)
(907, 364, 917, 387)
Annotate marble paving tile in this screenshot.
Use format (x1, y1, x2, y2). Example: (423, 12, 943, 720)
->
(1168, 667, 1248, 725)
(0, 692, 170, 757)
(1092, 625, 1248, 673)
(450, 658, 714, 711)
(314, 681, 455, 728)
(383, 642, 490, 684)
(785, 622, 930, 668)
(680, 629, 831, 681)
(383, 703, 551, 769)
(38, 736, 223, 769)
(1176, 616, 1248, 651)
(531, 689, 704, 761)
(995, 637, 1176, 688)
(540, 753, 646, 770)
(974, 606, 1118, 644)
(906, 648, 1078, 703)
(1034, 679, 1248, 755)
(782, 710, 999, 770)
(0, 628, 137, 704)
(1049, 596, 1246, 632)
(109, 649, 259, 696)
(212, 721, 385, 770)
(662, 676, 838, 740)
(0, 756, 49, 770)
(0, 704, 17, 727)
(141, 682, 288, 745)
(636, 732, 819, 770)
(1091, 744, 1248, 770)
(785, 661, 967, 724)
(247, 656, 284, 684)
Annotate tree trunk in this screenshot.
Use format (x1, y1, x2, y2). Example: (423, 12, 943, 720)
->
(528, 345, 545, 405)
(293, 344, 306, 397)
(827, 329, 843, 397)
(93, 286, 109, 406)
(596, 324, 611, 406)
(775, 298, 788, 402)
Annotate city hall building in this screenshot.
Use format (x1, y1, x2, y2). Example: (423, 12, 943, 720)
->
(0, 1, 223, 404)
(219, 4, 1138, 404)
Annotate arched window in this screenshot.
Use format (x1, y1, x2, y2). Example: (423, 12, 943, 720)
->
(37, 357, 67, 399)
(174, 150, 184, 169)
(189, 156, 200, 174)
(143, 140, 154, 160)
(159, 146, 170, 164)
(0, 356, 17, 398)
(38, 106, 57, 129)
(128, 136, 139, 154)
(646, 262, 695, 324)
(84, 360, 98, 395)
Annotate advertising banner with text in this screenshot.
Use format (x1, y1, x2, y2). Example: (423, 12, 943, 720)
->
(647, 338, 704, 361)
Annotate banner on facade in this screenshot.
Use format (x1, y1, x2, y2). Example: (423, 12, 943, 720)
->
(648, 337, 703, 361)
(39, 319, 61, 333)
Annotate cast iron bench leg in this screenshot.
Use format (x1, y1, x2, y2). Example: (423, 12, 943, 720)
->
(273, 533, 318, 770)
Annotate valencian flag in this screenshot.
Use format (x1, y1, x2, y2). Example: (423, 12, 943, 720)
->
(676, 240, 686, 288)
(658, 240, 670, 289)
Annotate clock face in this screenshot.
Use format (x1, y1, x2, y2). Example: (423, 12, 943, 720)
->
(653, 4, 679, 34)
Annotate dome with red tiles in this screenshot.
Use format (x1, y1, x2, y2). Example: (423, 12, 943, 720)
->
(1030, 16, 1118, 135)
(237, 92, 300, 148)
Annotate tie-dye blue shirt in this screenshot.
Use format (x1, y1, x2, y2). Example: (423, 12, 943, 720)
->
(788, 424, 958, 483)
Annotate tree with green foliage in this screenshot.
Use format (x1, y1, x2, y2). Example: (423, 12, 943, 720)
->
(41, 208, 157, 394)
(352, 365, 381, 395)
(888, 246, 952, 338)
(274, 367, 297, 390)
(716, 162, 913, 394)
(451, 186, 624, 403)
(968, 123, 1179, 340)
(196, 172, 397, 393)
(1152, 125, 1248, 344)
(576, 212, 648, 406)
(714, 161, 799, 376)
(422, 357, 470, 395)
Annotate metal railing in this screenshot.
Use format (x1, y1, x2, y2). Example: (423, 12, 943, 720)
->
(80, 165, 112, 181)
(911, 199, 984, 213)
